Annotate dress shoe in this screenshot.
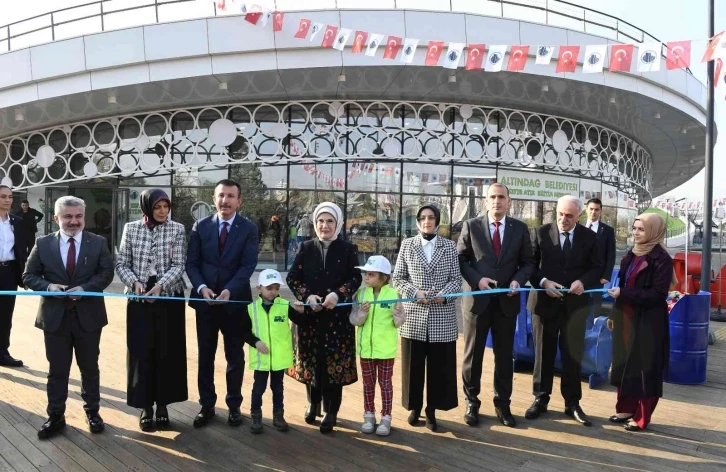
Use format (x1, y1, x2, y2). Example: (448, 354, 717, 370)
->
(86, 412, 105, 433)
(624, 422, 642, 432)
(228, 408, 244, 427)
(495, 407, 517, 428)
(319, 412, 337, 434)
(37, 415, 65, 439)
(464, 403, 479, 426)
(525, 398, 548, 420)
(0, 354, 23, 367)
(304, 403, 321, 424)
(564, 405, 592, 426)
(193, 407, 215, 428)
(424, 407, 437, 432)
(407, 409, 421, 426)
(609, 414, 633, 424)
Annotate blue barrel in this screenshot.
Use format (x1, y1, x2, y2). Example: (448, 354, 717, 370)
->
(665, 291, 710, 385)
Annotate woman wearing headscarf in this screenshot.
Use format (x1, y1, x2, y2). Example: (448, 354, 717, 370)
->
(392, 204, 462, 431)
(287, 202, 361, 434)
(116, 189, 188, 431)
(607, 213, 676, 432)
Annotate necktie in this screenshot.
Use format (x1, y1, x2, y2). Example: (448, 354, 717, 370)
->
(563, 231, 571, 259)
(66, 237, 76, 278)
(492, 221, 502, 258)
(219, 222, 229, 253)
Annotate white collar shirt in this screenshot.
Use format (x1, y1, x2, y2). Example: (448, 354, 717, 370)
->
(588, 220, 599, 233)
(0, 214, 14, 261)
(59, 231, 82, 269)
(488, 215, 506, 244)
(420, 234, 437, 263)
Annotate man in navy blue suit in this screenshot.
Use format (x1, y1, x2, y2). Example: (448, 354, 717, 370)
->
(186, 179, 260, 428)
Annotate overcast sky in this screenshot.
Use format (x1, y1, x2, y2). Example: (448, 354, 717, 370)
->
(1, 0, 723, 200)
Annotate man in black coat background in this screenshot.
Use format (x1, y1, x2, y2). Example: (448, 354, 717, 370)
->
(584, 198, 616, 317)
(15, 199, 43, 253)
(526, 195, 602, 427)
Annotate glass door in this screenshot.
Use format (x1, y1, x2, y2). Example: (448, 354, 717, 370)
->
(44, 187, 68, 235)
(114, 188, 129, 255)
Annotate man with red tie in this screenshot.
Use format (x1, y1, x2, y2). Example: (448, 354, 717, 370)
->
(23, 196, 114, 439)
(457, 183, 534, 427)
(186, 179, 260, 428)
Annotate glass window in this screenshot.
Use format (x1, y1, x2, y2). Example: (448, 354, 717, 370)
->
(120, 173, 172, 186)
(451, 197, 486, 244)
(402, 162, 451, 195)
(289, 162, 348, 191)
(171, 186, 215, 234)
(346, 193, 401, 265)
(347, 161, 401, 193)
(616, 207, 629, 260)
(452, 165, 497, 197)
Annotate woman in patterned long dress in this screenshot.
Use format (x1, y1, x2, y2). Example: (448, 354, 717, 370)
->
(115, 189, 188, 431)
(392, 203, 462, 431)
(287, 202, 361, 434)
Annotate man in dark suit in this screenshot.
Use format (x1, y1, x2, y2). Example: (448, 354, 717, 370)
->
(15, 199, 43, 253)
(23, 196, 114, 439)
(186, 179, 260, 428)
(584, 198, 616, 317)
(0, 185, 29, 367)
(526, 195, 602, 426)
(458, 183, 535, 428)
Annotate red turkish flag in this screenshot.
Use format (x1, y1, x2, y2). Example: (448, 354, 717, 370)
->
(294, 19, 311, 39)
(609, 44, 634, 72)
(506, 45, 529, 71)
(702, 31, 725, 62)
(321, 25, 338, 48)
(425, 41, 444, 66)
(716, 59, 724, 88)
(666, 41, 692, 70)
(556, 45, 579, 73)
(351, 31, 369, 54)
(465, 44, 486, 70)
(383, 36, 402, 60)
(272, 11, 284, 32)
(216, 0, 227, 11)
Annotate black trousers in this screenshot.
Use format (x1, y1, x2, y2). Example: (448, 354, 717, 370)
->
(126, 280, 188, 408)
(196, 305, 245, 409)
(0, 263, 18, 355)
(251, 370, 285, 412)
(44, 308, 102, 416)
(532, 301, 587, 407)
(400, 337, 458, 412)
(306, 384, 342, 414)
(462, 297, 517, 408)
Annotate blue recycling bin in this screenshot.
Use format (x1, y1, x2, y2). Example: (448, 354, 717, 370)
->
(665, 291, 710, 385)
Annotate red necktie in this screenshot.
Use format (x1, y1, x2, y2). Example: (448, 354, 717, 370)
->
(219, 222, 229, 253)
(492, 221, 501, 258)
(66, 237, 76, 278)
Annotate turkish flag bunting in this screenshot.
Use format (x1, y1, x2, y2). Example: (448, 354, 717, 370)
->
(425, 41, 445, 66)
(506, 45, 529, 71)
(244, 5, 264, 25)
(273, 11, 284, 32)
(351, 31, 369, 54)
(465, 44, 486, 70)
(556, 45, 580, 73)
(383, 36, 402, 60)
(609, 44, 634, 72)
(216, 0, 227, 11)
(716, 59, 724, 88)
(702, 31, 725, 62)
(666, 41, 691, 70)
(294, 19, 311, 39)
(321, 25, 338, 48)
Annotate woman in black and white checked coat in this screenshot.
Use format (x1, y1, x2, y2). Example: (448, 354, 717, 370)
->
(392, 203, 462, 431)
(115, 189, 188, 431)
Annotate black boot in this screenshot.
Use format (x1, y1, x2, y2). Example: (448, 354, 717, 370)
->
(319, 412, 337, 434)
(425, 407, 437, 432)
(407, 409, 421, 426)
(304, 403, 321, 424)
(273, 410, 289, 432)
(250, 411, 263, 434)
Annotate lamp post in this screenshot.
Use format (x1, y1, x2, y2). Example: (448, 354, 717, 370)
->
(701, 0, 715, 295)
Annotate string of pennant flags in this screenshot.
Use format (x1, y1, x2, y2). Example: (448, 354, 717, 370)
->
(652, 199, 726, 211)
(215, 1, 726, 87)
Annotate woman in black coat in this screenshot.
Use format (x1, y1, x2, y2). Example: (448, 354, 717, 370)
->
(607, 213, 676, 432)
(287, 202, 361, 434)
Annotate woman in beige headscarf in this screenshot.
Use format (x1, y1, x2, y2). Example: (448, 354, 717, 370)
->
(606, 213, 675, 432)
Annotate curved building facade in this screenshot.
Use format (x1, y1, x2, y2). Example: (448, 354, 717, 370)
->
(0, 2, 710, 270)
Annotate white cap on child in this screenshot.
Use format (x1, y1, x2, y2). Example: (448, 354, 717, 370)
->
(258, 269, 284, 287)
(355, 255, 392, 275)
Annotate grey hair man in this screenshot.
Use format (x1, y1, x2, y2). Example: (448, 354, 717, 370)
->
(23, 195, 114, 439)
(526, 194, 603, 427)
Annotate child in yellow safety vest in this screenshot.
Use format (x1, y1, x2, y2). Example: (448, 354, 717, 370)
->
(351, 256, 406, 436)
(248, 269, 305, 434)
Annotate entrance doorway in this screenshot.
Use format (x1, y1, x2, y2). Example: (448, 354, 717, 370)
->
(44, 186, 129, 253)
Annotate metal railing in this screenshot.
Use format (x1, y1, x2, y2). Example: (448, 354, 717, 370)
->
(0, 0, 691, 75)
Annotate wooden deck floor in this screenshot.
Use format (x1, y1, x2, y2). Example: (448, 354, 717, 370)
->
(1, 290, 725, 472)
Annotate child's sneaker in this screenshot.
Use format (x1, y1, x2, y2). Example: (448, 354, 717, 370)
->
(376, 415, 392, 436)
(361, 412, 376, 434)
(250, 411, 263, 434)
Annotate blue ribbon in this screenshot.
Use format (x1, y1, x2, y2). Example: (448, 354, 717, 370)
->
(1, 287, 609, 307)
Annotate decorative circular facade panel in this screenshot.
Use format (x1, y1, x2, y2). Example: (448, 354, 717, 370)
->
(0, 100, 651, 200)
